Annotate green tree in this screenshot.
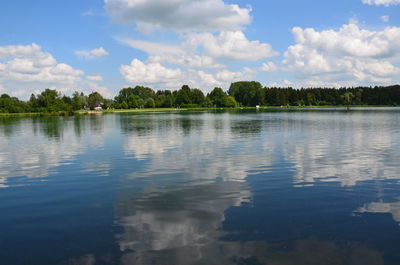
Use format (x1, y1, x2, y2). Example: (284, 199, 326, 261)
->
(72, 92, 87, 110)
(35, 89, 67, 112)
(162, 95, 174, 108)
(128, 94, 141, 108)
(190, 88, 205, 105)
(224, 96, 238, 108)
(208, 87, 227, 107)
(202, 97, 213, 107)
(175, 89, 191, 106)
(121, 101, 129, 109)
(88, 92, 104, 110)
(137, 98, 145, 108)
(229, 81, 264, 106)
(115, 87, 134, 104)
(0, 94, 28, 113)
(343, 92, 354, 110)
(306, 93, 317, 106)
(145, 98, 155, 108)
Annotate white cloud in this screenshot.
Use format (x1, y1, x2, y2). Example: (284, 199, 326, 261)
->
(120, 59, 182, 87)
(195, 70, 221, 88)
(259, 62, 278, 72)
(118, 38, 226, 68)
(104, 0, 251, 32)
(188, 68, 251, 90)
(215, 69, 247, 82)
(0, 43, 114, 99)
(190, 68, 253, 91)
(87, 74, 103, 81)
(75, 47, 109, 59)
(187, 31, 279, 61)
(0, 44, 83, 88)
(117, 38, 183, 55)
(148, 55, 225, 69)
(118, 30, 278, 66)
(88, 82, 113, 98)
(283, 24, 400, 86)
(381, 15, 390, 22)
(362, 0, 400, 6)
(120, 58, 251, 91)
(91, 47, 109, 57)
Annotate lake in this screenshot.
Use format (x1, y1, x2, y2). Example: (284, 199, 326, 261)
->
(1, 108, 400, 265)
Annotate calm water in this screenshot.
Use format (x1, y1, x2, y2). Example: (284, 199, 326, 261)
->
(1, 109, 400, 265)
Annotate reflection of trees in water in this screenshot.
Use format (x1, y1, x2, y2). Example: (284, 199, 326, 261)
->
(73, 115, 86, 137)
(230, 119, 262, 135)
(118, 113, 205, 136)
(0, 116, 68, 139)
(177, 116, 204, 135)
(0, 117, 25, 136)
(88, 114, 105, 134)
(119, 114, 161, 136)
(32, 116, 66, 139)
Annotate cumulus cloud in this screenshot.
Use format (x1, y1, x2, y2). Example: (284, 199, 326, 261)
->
(109, 0, 279, 87)
(283, 24, 400, 86)
(259, 62, 278, 72)
(120, 59, 182, 87)
(0, 43, 83, 87)
(75, 47, 109, 59)
(120, 58, 251, 91)
(148, 55, 225, 69)
(188, 68, 251, 89)
(117, 38, 183, 55)
(214, 69, 247, 82)
(104, 0, 251, 32)
(118, 37, 226, 68)
(119, 37, 225, 68)
(88, 82, 113, 98)
(362, 0, 400, 6)
(118, 29, 277, 68)
(187, 31, 279, 61)
(0, 43, 114, 99)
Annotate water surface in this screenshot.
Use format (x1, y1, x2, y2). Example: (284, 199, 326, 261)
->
(1, 109, 400, 265)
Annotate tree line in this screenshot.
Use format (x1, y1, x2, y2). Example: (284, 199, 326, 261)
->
(1, 82, 400, 113)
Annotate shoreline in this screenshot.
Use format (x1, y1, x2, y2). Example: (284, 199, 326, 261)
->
(0, 105, 399, 117)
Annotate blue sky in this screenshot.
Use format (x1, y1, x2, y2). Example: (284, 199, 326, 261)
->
(0, 0, 399, 98)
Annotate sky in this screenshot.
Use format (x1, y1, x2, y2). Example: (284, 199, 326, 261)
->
(0, 0, 399, 99)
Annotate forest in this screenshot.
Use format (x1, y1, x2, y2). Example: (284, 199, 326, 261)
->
(1, 81, 400, 114)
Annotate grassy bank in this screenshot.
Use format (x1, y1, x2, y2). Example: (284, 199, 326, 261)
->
(0, 111, 74, 117)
